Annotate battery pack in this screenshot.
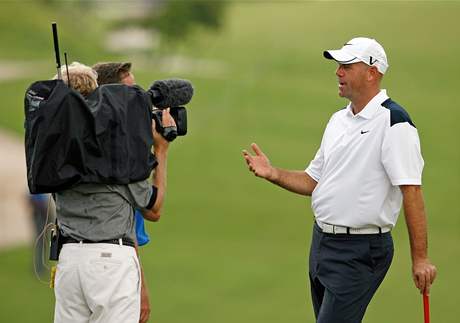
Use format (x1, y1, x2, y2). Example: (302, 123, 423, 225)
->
(49, 226, 61, 261)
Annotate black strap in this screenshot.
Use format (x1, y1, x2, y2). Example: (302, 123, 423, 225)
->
(145, 185, 158, 210)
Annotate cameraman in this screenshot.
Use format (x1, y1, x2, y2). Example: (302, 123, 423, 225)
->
(52, 62, 174, 323)
(92, 62, 174, 222)
(93, 61, 173, 323)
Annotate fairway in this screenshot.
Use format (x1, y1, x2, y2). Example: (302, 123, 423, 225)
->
(0, 1, 459, 323)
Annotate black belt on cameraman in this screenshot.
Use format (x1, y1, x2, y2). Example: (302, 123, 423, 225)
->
(62, 236, 135, 248)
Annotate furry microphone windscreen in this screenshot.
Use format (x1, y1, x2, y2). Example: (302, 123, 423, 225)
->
(149, 79, 194, 109)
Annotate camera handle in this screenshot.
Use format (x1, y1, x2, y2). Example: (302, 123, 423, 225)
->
(152, 111, 178, 142)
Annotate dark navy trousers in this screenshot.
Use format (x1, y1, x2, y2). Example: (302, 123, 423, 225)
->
(309, 223, 394, 323)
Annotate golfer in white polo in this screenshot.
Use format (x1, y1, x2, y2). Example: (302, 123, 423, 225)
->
(243, 37, 437, 322)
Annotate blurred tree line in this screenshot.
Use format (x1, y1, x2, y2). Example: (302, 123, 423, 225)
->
(40, 0, 228, 41)
(142, 1, 228, 40)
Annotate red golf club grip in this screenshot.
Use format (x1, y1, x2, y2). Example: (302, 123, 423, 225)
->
(423, 293, 430, 323)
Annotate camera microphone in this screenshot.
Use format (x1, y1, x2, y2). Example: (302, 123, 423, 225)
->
(148, 79, 194, 109)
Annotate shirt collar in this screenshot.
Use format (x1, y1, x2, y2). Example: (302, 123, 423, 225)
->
(345, 89, 389, 119)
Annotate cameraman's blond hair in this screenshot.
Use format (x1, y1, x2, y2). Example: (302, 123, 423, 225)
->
(53, 62, 98, 97)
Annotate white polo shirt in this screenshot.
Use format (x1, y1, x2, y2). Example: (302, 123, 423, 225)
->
(305, 90, 424, 228)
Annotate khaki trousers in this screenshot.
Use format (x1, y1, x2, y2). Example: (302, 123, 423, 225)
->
(54, 243, 141, 323)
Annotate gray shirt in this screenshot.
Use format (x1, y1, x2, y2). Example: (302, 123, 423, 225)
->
(55, 181, 153, 242)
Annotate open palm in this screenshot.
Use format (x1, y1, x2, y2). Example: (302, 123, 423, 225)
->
(242, 143, 273, 180)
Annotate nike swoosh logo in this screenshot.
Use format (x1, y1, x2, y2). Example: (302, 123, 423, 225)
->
(361, 130, 370, 134)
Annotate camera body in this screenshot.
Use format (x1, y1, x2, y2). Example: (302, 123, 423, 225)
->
(147, 78, 193, 142)
(151, 106, 187, 142)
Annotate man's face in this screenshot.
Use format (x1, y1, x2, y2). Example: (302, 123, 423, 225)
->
(120, 71, 135, 86)
(335, 62, 370, 100)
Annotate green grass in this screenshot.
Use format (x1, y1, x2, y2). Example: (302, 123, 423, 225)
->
(0, 247, 55, 322)
(1, 1, 460, 323)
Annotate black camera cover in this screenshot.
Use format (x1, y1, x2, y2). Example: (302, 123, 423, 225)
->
(24, 80, 157, 193)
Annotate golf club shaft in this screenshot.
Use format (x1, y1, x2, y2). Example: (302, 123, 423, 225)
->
(423, 293, 430, 323)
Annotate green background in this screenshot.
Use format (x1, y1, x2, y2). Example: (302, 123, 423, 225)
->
(1, 1, 459, 322)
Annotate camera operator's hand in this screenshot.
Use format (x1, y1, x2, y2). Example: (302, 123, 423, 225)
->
(143, 108, 176, 222)
(152, 108, 176, 151)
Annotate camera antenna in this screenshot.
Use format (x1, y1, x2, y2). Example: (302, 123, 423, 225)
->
(64, 52, 71, 87)
(52, 22, 62, 79)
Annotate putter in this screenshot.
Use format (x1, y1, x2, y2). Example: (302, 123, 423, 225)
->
(423, 292, 430, 323)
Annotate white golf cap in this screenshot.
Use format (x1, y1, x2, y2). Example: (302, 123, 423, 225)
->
(323, 37, 389, 74)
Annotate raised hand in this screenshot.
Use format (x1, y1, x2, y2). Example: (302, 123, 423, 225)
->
(242, 143, 275, 180)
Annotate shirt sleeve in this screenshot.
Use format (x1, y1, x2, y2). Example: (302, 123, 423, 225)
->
(305, 146, 323, 182)
(126, 180, 157, 209)
(305, 114, 334, 182)
(381, 122, 424, 186)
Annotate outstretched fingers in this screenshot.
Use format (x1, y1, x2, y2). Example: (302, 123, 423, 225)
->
(251, 143, 264, 156)
(242, 150, 253, 164)
(243, 143, 269, 177)
(242, 149, 255, 173)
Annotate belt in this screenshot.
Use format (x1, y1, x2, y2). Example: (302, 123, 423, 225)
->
(62, 236, 135, 248)
(316, 220, 391, 235)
